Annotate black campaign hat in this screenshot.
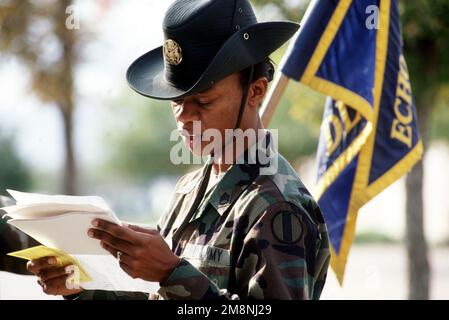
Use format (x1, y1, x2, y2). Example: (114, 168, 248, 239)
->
(126, 0, 299, 100)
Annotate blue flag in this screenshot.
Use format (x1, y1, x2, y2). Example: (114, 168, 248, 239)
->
(281, 0, 422, 283)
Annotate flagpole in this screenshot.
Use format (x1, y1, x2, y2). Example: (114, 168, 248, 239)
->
(260, 72, 290, 127)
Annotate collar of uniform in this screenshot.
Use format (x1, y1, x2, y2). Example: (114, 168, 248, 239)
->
(169, 157, 213, 235)
(206, 131, 277, 216)
(175, 155, 213, 195)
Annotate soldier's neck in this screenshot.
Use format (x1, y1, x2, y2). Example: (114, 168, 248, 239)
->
(212, 119, 265, 175)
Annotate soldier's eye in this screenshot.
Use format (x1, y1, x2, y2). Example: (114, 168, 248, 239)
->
(197, 99, 213, 108)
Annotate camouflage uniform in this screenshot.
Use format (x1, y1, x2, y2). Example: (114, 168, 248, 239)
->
(74, 133, 330, 300)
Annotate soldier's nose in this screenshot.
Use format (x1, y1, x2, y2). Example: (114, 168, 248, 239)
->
(175, 102, 200, 124)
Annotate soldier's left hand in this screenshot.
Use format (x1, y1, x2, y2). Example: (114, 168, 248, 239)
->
(88, 219, 180, 283)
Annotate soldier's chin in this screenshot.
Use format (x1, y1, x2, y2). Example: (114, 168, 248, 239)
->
(185, 140, 205, 157)
(188, 141, 218, 158)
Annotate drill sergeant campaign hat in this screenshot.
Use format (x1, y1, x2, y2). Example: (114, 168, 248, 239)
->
(126, 0, 300, 100)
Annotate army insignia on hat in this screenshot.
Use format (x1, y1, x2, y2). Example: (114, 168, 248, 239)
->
(163, 39, 183, 66)
(271, 211, 303, 244)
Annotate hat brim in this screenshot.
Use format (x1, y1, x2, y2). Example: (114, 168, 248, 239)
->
(126, 21, 299, 100)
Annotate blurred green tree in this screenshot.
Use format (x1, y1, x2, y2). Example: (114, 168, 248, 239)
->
(0, 132, 36, 274)
(0, 0, 85, 194)
(401, 0, 449, 300)
(253, 0, 305, 22)
(429, 88, 449, 141)
(104, 94, 196, 182)
(0, 133, 31, 195)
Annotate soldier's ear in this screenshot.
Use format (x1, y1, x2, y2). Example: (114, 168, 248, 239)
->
(247, 77, 268, 109)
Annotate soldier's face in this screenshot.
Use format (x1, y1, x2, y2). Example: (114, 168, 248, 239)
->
(171, 73, 244, 157)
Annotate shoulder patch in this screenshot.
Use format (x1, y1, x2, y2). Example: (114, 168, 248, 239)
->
(271, 211, 303, 244)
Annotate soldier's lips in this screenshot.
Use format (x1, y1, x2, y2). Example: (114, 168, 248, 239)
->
(178, 131, 203, 147)
(178, 130, 202, 140)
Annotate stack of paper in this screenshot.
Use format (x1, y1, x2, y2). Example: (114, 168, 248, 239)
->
(3, 189, 120, 255)
(2, 190, 159, 293)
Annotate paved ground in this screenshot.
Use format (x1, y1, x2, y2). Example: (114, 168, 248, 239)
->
(320, 244, 449, 299)
(1, 244, 448, 300)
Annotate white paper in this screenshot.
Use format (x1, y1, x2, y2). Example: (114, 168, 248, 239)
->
(74, 255, 160, 293)
(2, 203, 109, 220)
(3, 190, 160, 292)
(7, 189, 111, 212)
(3, 190, 121, 255)
(8, 211, 114, 255)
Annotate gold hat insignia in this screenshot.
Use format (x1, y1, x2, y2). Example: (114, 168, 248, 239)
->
(163, 39, 183, 66)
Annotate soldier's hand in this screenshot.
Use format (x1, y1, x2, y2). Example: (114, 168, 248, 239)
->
(88, 219, 180, 283)
(26, 256, 84, 296)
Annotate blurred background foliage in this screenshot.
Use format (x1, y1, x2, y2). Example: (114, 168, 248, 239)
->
(430, 88, 449, 141)
(104, 94, 185, 182)
(0, 0, 85, 195)
(0, 131, 31, 193)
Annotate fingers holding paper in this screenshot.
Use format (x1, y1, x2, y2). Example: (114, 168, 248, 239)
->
(89, 219, 180, 282)
(27, 256, 84, 296)
(39, 264, 71, 282)
(99, 241, 135, 274)
(87, 226, 134, 256)
(26, 256, 57, 274)
(39, 266, 82, 296)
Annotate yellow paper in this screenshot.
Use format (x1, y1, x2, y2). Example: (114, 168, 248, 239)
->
(8, 245, 92, 283)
